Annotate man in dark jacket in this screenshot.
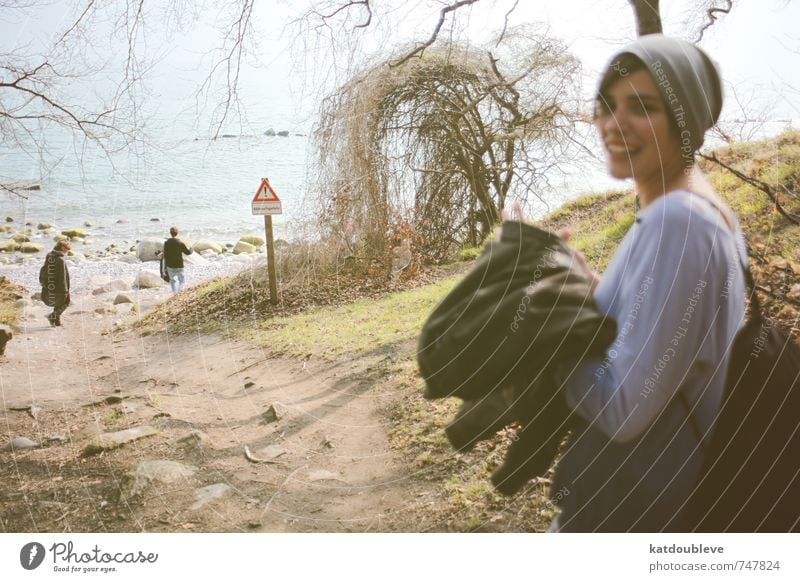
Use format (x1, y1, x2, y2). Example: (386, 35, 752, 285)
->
(163, 226, 193, 293)
(40, 240, 71, 327)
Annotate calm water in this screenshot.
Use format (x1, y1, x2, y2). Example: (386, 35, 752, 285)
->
(1, 130, 312, 252)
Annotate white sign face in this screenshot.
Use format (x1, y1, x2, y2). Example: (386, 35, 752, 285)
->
(251, 179, 283, 215)
(251, 200, 283, 215)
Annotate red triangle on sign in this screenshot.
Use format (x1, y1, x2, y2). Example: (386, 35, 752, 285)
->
(252, 178, 280, 202)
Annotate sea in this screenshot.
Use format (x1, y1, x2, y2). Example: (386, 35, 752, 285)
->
(1, 129, 312, 252)
(0, 115, 317, 294)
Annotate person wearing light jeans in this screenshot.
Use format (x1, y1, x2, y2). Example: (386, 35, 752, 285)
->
(163, 226, 193, 293)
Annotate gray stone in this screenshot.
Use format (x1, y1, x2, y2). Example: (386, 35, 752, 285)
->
(183, 252, 209, 266)
(13, 298, 30, 309)
(192, 239, 223, 254)
(177, 431, 212, 450)
(134, 269, 164, 289)
(261, 402, 287, 423)
(11, 233, 30, 243)
(92, 279, 131, 295)
(37, 223, 53, 230)
(120, 460, 196, 499)
(233, 241, 256, 255)
(19, 242, 44, 253)
(81, 425, 159, 457)
(0, 240, 19, 252)
(113, 293, 134, 305)
(4, 437, 38, 450)
(136, 238, 164, 262)
(189, 483, 232, 510)
(61, 228, 87, 238)
(239, 235, 265, 247)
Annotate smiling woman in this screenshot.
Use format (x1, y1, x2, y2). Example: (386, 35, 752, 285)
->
(549, 35, 747, 532)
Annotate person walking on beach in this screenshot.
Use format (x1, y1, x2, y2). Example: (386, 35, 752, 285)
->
(163, 226, 193, 293)
(39, 240, 71, 327)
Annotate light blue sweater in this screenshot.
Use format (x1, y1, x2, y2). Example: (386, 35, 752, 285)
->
(552, 189, 746, 531)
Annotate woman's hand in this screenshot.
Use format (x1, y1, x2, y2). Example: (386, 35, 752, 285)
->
(558, 228, 601, 293)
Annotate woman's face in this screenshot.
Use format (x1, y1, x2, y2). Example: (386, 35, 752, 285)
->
(594, 69, 685, 188)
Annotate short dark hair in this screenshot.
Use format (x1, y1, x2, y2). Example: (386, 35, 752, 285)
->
(170, 226, 179, 237)
(594, 53, 647, 119)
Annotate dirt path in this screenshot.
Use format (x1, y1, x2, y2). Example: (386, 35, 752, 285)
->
(0, 291, 429, 532)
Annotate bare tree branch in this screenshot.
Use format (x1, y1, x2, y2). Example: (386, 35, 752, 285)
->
(696, 0, 733, 42)
(495, 0, 520, 48)
(390, 0, 482, 67)
(699, 151, 800, 225)
(313, 0, 372, 28)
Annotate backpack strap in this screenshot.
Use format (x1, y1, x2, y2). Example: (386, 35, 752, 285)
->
(674, 192, 762, 451)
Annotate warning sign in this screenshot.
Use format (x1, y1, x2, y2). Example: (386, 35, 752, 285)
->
(251, 178, 283, 215)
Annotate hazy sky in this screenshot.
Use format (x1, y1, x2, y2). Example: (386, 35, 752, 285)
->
(2, 1, 797, 133)
(2, 0, 798, 204)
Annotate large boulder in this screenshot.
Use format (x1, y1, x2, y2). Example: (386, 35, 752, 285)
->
(239, 235, 264, 247)
(136, 238, 164, 262)
(0, 240, 19, 252)
(134, 269, 164, 289)
(92, 279, 131, 295)
(113, 293, 134, 305)
(19, 242, 44, 254)
(183, 252, 209, 267)
(61, 228, 87, 238)
(233, 240, 257, 255)
(192, 239, 223, 254)
(11, 233, 30, 243)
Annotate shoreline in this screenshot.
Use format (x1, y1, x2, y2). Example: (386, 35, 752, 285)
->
(0, 245, 267, 297)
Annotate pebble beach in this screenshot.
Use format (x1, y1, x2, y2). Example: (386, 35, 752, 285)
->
(0, 220, 268, 297)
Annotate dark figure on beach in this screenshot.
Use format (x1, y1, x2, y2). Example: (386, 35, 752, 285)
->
(39, 240, 71, 327)
(163, 226, 193, 293)
(0, 324, 12, 355)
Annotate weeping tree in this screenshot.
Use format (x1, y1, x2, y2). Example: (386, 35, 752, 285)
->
(314, 30, 581, 265)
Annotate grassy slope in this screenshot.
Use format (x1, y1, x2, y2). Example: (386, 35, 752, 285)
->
(99, 131, 800, 530)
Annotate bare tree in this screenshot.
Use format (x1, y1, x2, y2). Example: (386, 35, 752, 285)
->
(629, 0, 662, 36)
(314, 31, 581, 264)
(0, 0, 257, 197)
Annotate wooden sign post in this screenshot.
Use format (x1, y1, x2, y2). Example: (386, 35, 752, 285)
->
(251, 177, 283, 305)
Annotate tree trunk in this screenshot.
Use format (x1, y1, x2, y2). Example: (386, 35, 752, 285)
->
(629, 0, 663, 36)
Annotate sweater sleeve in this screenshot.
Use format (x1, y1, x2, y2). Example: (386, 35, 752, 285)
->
(563, 199, 714, 443)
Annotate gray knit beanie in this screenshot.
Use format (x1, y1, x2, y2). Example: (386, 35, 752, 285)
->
(600, 34, 723, 152)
